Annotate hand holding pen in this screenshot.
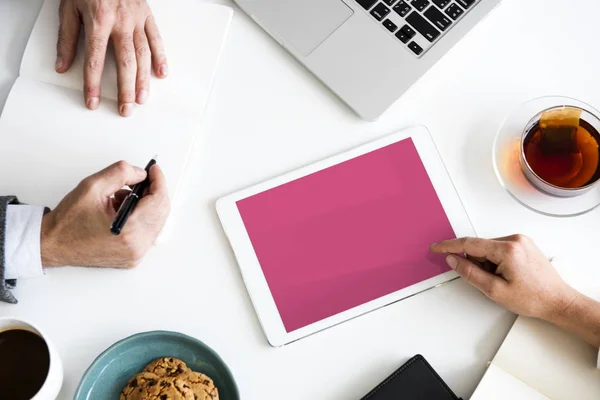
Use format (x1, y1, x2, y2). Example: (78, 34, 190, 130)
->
(41, 159, 170, 269)
(111, 157, 158, 235)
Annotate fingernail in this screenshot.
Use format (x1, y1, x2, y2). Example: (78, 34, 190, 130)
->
(159, 64, 168, 77)
(137, 89, 149, 104)
(430, 242, 437, 248)
(55, 57, 63, 71)
(86, 97, 99, 110)
(446, 255, 457, 270)
(120, 103, 134, 117)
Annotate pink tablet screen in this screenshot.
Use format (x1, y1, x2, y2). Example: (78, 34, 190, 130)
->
(236, 138, 456, 332)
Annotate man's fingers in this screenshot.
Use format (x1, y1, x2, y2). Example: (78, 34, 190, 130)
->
(83, 24, 109, 110)
(112, 188, 132, 212)
(137, 165, 169, 209)
(446, 255, 506, 299)
(147, 165, 168, 196)
(113, 30, 137, 117)
(135, 165, 170, 225)
(141, 164, 169, 205)
(145, 15, 168, 78)
(430, 237, 506, 264)
(87, 161, 146, 197)
(56, 0, 80, 73)
(133, 27, 151, 105)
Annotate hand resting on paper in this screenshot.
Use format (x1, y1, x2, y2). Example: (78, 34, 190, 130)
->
(41, 161, 170, 269)
(55, 0, 168, 116)
(431, 235, 600, 348)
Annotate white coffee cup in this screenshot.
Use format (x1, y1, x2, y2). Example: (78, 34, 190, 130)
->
(0, 317, 63, 399)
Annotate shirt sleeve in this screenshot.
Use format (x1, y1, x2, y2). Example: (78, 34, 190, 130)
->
(4, 205, 44, 280)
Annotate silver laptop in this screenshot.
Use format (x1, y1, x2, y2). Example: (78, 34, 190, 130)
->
(234, 0, 501, 120)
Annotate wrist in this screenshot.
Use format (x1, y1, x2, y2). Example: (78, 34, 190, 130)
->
(40, 213, 63, 268)
(539, 284, 581, 324)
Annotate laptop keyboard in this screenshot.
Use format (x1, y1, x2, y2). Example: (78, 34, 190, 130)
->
(355, 0, 481, 57)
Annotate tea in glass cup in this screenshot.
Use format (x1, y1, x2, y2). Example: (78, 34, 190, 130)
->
(520, 106, 600, 197)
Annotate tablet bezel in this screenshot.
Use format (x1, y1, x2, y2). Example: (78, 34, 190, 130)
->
(216, 126, 476, 346)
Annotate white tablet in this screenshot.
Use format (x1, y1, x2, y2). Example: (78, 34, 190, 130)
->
(217, 126, 475, 346)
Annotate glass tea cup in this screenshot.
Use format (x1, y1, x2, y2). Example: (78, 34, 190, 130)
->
(520, 105, 600, 197)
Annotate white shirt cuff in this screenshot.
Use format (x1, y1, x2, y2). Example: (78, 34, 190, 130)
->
(5, 205, 44, 280)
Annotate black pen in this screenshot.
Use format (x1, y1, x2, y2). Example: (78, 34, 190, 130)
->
(110, 156, 157, 235)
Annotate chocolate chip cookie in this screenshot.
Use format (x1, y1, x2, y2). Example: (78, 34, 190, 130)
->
(121, 373, 194, 400)
(121, 372, 159, 399)
(123, 357, 219, 400)
(178, 371, 219, 400)
(144, 357, 190, 377)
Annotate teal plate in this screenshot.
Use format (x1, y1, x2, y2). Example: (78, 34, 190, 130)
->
(74, 331, 239, 400)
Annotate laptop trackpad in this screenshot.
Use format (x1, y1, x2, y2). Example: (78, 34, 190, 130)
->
(254, 0, 353, 56)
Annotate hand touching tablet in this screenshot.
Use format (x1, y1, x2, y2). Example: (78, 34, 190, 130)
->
(431, 235, 600, 348)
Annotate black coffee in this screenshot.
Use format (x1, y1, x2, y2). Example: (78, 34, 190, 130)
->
(0, 329, 50, 400)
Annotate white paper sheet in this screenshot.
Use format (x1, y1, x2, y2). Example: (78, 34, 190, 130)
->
(471, 364, 551, 400)
(492, 316, 600, 400)
(0, 0, 232, 212)
(0, 78, 201, 206)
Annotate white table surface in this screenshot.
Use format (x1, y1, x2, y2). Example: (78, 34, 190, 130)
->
(1, 0, 600, 398)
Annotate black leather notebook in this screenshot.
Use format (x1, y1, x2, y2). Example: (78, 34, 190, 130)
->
(360, 355, 462, 400)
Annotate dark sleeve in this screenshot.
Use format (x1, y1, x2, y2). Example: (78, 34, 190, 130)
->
(0, 196, 19, 304)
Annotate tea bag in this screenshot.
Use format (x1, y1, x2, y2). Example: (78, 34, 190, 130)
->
(538, 107, 582, 154)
